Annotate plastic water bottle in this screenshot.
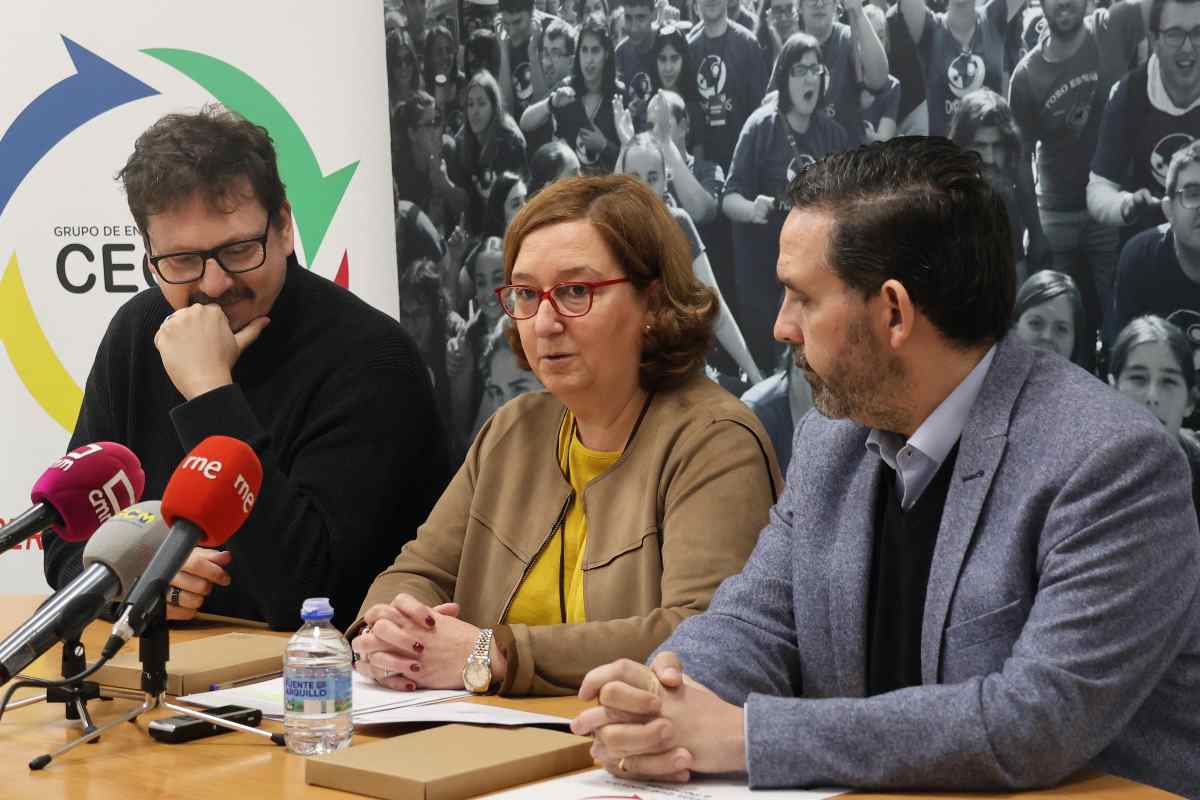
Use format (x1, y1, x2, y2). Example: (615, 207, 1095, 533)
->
(283, 597, 353, 755)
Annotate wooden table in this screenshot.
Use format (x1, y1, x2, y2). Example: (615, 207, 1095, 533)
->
(0, 596, 1179, 799)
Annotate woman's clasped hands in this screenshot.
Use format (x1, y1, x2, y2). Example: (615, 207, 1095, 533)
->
(352, 593, 506, 691)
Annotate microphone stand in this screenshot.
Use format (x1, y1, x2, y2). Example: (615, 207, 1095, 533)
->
(29, 605, 283, 771)
(7, 630, 142, 735)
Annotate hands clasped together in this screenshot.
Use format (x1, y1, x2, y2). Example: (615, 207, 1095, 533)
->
(352, 593, 507, 691)
(571, 652, 748, 783)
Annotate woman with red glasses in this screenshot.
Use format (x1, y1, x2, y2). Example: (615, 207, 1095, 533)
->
(350, 175, 781, 696)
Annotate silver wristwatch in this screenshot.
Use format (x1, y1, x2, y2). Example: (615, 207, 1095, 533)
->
(462, 628, 494, 694)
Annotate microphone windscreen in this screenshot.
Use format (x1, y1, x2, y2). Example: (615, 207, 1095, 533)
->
(30, 442, 146, 542)
(82, 501, 171, 599)
(161, 436, 262, 547)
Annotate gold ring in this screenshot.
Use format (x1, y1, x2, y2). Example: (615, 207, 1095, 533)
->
(618, 757, 627, 772)
(167, 586, 181, 606)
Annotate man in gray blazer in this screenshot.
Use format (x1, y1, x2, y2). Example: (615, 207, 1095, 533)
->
(571, 138, 1200, 798)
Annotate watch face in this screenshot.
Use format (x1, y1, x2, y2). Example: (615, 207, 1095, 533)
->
(463, 659, 491, 692)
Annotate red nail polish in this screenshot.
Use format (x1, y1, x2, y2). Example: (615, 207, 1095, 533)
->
(413, 642, 425, 652)
(411, 663, 421, 673)
(425, 616, 435, 627)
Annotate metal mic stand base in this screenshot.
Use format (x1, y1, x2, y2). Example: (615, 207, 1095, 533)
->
(28, 607, 284, 771)
(8, 635, 140, 734)
(27, 691, 285, 770)
(29, 692, 158, 770)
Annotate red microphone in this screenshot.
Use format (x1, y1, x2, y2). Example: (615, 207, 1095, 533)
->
(104, 436, 262, 657)
(1, 442, 146, 555)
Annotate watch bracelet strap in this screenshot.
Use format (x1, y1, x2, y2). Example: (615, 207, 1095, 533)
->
(472, 628, 494, 660)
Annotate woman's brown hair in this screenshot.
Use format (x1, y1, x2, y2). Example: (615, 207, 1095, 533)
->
(501, 175, 717, 391)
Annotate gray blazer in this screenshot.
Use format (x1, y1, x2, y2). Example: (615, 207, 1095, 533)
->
(661, 336, 1200, 798)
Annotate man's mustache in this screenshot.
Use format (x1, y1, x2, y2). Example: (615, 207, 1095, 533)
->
(793, 348, 808, 372)
(188, 287, 253, 307)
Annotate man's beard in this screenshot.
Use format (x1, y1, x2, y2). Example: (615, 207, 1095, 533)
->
(1045, 11, 1082, 39)
(793, 316, 908, 431)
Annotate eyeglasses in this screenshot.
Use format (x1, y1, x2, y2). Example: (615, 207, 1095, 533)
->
(789, 62, 827, 78)
(1157, 24, 1200, 49)
(1172, 184, 1200, 210)
(495, 278, 630, 319)
(768, 5, 796, 17)
(145, 213, 272, 285)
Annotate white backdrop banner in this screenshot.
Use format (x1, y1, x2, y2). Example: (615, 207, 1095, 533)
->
(0, 4, 395, 592)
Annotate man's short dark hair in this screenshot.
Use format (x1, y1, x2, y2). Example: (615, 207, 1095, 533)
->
(1151, 0, 1200, 35)
(624, 0, 655, 12)
(788, 136, 1015, 347)
(542, 18, 577, 53)
(118, 105, 286, 235)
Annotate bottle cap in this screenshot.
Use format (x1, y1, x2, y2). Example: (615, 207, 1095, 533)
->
(435, 73, 448, 86)
(300, 597, 335, 620)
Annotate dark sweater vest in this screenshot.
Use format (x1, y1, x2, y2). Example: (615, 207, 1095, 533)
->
(865, 442, 960, 696)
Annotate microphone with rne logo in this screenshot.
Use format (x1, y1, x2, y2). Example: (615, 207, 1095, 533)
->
(103, 436, 262, 659)
(0, 442, 146, 555)
(0, 502, 169, 685)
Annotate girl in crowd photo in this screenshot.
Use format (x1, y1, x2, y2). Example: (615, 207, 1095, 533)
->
(453, 70, 528, 234)
(648, 25, 701, 136)
(723, 32, 849, 367)
(386, 26, 423, 114)
(424, 24, 468, 135)
(548, 17, 626, 174)
(1012, 270, 1091, 370)
(1109, 315, 1200, 514)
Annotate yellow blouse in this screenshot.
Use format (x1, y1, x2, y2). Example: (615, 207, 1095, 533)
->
(504, 412, 621, 626)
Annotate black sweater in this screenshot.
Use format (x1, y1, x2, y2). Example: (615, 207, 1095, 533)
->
(43, 256, 451, 631)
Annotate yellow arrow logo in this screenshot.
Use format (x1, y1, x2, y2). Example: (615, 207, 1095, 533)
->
(0, 252, 84, 431)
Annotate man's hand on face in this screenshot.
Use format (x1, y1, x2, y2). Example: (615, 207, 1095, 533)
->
(154, 303, 270, 401)
(571, 652, 748, 783)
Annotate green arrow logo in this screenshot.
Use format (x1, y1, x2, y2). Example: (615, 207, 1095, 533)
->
(144, 48, 358, 266)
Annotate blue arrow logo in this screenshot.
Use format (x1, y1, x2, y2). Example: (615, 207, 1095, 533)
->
(0, 36, 159, 219)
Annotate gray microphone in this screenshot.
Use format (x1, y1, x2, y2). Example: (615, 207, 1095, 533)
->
(0, 501, 169, 685)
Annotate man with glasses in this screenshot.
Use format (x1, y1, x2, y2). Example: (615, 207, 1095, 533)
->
(519, 18, 578, 152)
(42, 107, 451, 632)
(1088, 0, 1200, 246)
(1113, 142, 1200, 349)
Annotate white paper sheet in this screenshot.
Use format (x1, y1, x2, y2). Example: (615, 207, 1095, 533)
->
(483, 768, 849, 799)
(352, 701, 571, 727)
(178, 671, 468, 719)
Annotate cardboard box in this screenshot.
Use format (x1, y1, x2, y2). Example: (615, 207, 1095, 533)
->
(305, 724, 594, 800)
(92, 632, 286, 696)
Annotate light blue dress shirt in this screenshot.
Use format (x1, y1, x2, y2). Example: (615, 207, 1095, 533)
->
(865, 346, 997, 510)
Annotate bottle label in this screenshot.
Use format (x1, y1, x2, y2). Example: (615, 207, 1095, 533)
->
(284, 672, 352, 715)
